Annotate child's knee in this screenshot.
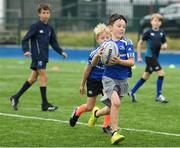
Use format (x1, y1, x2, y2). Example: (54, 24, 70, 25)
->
(28, 78, 37, 84)
(41, 75, 48, 82)
(159, 71, 165, 77)
(143, 73, 150, 80)
(111, 97, 120, 107)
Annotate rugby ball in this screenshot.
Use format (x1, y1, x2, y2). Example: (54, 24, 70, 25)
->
(101, 40, 119, 66)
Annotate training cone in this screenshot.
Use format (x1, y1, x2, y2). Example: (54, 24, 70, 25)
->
(52, 66, 60, 71)
(168, 64, 176, 69)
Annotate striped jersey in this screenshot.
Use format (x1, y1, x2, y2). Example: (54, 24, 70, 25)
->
(103, 38, 135, 80)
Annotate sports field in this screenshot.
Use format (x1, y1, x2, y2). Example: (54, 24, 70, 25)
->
(0, 58, 180, 147)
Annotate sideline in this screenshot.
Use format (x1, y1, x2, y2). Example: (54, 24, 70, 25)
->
(0, 112, 180, 137)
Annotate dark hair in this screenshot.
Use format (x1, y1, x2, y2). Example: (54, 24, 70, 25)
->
(108, 14, 127, 25)
(37, 3, 51, 13)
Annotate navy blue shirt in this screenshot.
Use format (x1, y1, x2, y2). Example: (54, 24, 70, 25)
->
(103, 38, 135, 80)
(142, 28, 166, 58)
(22, 21, 64, 61)
(88, 45, 104, 80)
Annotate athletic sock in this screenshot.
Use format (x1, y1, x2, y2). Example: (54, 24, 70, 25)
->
(14, 81, 31, 101)
(76, 104, 86, 116)
(40, 86, 48, 105)
(157, 76, 164, 97)
(131, 78, 146, 94)
(103, 115, 111, 128)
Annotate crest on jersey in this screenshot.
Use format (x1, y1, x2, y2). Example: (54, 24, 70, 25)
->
(39, 30, 44, 33)
(38, 61, 43, 66)
(88, 90, 93, 94)
(119, 46, 125, 50)
(150, 32, 155, 36)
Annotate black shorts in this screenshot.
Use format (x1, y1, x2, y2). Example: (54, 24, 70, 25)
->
(145, 56, 162, 74)
(30, 60, 47, 70)
(86, 78, 103, 97)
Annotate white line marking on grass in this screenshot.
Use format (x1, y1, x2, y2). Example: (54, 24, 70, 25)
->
(0, 112, 180, 137)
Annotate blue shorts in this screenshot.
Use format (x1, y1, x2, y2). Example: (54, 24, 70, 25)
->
(30, 60, 47, 70)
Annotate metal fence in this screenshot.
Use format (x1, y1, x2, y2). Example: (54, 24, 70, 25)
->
(0, 0, 178, 44)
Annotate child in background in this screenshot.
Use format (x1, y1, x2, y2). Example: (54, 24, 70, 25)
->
(10, 3, 68, 111)
(69, 23, 112, 134)
(128, 13, 168, 103)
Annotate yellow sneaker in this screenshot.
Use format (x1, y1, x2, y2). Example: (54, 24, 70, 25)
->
(88, 106, 99, 127)
(111, 131, 125, 145)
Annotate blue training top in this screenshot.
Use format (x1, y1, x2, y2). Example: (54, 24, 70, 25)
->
(22, 20, 64, 61)
(103, 38, 135, 80)
(142, 28, 166, 58)
(87, 45, 104, 80)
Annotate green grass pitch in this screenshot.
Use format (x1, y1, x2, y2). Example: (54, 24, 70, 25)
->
(0, 58, 180, 147)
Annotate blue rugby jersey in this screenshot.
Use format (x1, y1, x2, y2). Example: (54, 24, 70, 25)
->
(87, 45, 104, 80)
(103, 38, 135, 80)
(142, 28, 166, 58)
(22, 21, 64, 61)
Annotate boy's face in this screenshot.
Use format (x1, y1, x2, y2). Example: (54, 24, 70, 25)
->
(38, 9, 51, 23)
(110, 19, 126, 40)
(97, 32, 110, 44)
(151, 17, 162, 30)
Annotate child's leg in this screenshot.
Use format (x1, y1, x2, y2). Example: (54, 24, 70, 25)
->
(38, 69, 48, 105)
(110, 90, 120, 132)
(131, 72, 150, 94)
(70, 97, 96, 127)
(88, 106, 110, 127)
(100, 95, 111, 128)
(156, 69, 165, 97)
(12, 70, 38, 100)
(38, 69, 58, 111)
(28, 70, 39, 84)
(76, 97, 96, 116)
(95, 106, 110, 117)
(103, 115, 111, 128)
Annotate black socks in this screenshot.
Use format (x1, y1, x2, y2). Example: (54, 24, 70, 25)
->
(14, 81, 31, 100)
(40, 86, 48, 105)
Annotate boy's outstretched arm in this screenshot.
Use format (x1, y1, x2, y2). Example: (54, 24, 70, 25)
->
(80, 64, 92, 95)
(136, 39, 144, 62)
(49, 28, 68, 58)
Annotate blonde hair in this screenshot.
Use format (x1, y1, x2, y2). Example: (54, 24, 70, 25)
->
(151, 13, 164, 22)
(93, 23, 111, 39)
